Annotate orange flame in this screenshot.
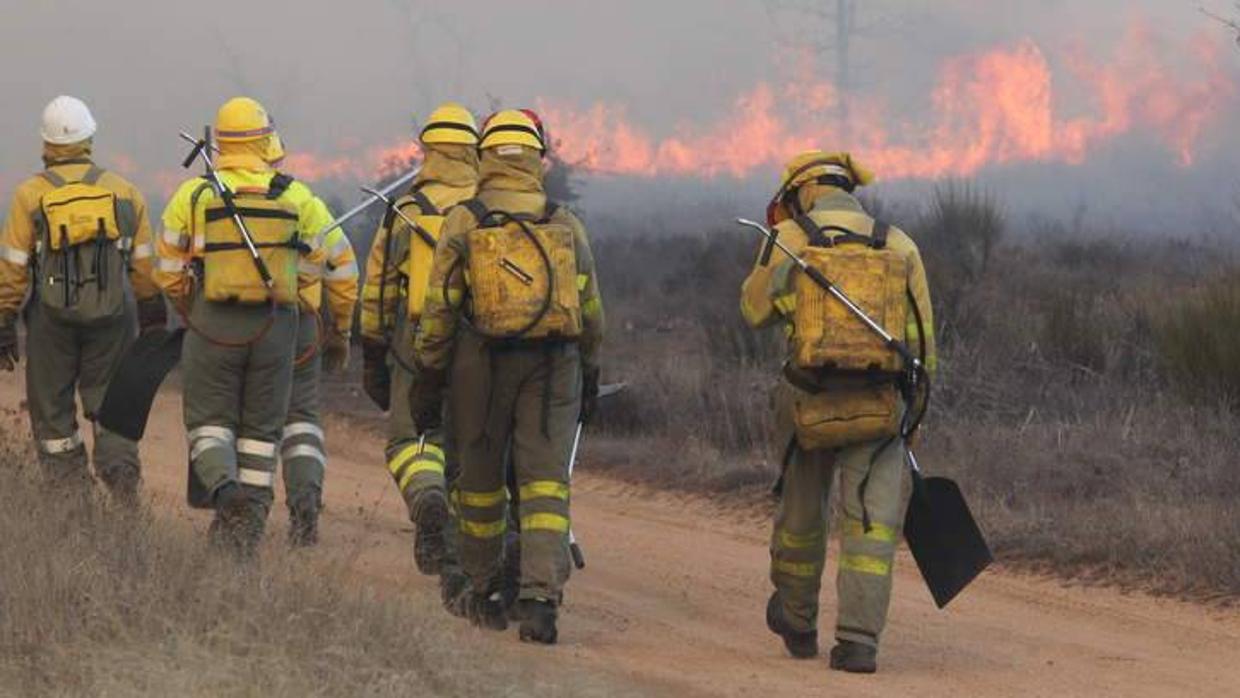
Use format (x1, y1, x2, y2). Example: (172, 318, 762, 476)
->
(535, 25, 1234, 180)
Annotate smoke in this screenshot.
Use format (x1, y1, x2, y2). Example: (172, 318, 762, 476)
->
(0, 1, 1237, 231)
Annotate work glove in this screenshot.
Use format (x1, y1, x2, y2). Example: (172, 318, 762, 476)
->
(0, 316, 17, 372)
(322, 329, 351, 374)
(136, 297, 168, 335)
(580, 365, 601, 425)
(362, 340, 392, 411)
(409, 364, 448, 434)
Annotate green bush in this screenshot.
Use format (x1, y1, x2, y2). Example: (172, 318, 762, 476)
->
(1155, 276, 1240, 408)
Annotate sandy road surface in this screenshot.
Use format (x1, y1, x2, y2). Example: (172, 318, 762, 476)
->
(3, 375, 1238, 698)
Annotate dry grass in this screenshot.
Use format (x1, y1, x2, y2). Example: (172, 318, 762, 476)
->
(586, 189, 1240, 600)
(0, 434, 612, 697)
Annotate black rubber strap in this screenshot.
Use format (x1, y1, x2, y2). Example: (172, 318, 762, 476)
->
(871, 221, 890, 249)
(461, 199, 489, 224)
(409, 189, 439, 216)
(204, 206, 299, 223)
(267, 173, 296, 200)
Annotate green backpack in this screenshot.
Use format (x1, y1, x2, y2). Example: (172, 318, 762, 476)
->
(34, 166, 137, 326)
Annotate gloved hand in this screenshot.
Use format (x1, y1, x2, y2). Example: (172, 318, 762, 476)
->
(0, 317, 18, 372)
(362, 340, 391, 411)
(322, 329, 350, 374)
(136, 297, 168, 335)
(409, 365, 448, 434)
(580, 365, 600, 425)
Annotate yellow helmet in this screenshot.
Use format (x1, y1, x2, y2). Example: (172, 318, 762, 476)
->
(420, 102, 479, 145)
(480, 109, 546, 153)
(214, 97, 274, 143)
(778, 150, 875, 192)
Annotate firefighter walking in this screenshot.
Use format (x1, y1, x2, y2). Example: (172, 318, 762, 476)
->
(264, 128, 357, 547)
(154, 97, 326, 555)
(0, 96, 164, 501)
(411, 109, 605, 644)
(360, 102, 479, 578)
(741, 151, 936, 674)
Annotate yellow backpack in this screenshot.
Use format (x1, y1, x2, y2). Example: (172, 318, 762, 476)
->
(194, 174, 302, 306)
(36, 166, 130, 324)
(459, 200, 582, 341)
(389, 189, 445, 321)
(791, 217, 910, 374)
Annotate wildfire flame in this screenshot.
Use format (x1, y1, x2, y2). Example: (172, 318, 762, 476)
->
(95, 22, 1235, 195)
(537, 24, 1235, 179)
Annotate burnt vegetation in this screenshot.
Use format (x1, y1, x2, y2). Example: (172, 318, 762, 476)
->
(586, 185, 1240, 600)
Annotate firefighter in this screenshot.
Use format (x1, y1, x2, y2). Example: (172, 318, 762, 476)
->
(154, 97, 326, 555)
(360, 102, 479, 579)
(741, 151, 936, 674)
(265, 129, 357, 547)
(411, 109, 604, 644)
(0, 96, 164, 501)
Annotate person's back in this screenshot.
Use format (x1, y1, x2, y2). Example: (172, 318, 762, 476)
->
(0, 96, 164, 501)
(155, 96, 325, 556)
(360, 103, 480, 582)
(412, 109, 605, 644)
(742, 151, 934, 675)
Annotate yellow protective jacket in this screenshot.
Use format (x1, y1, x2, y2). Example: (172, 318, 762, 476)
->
(156, 164, 327, 313)
(360, 144, 478, 342)
(299, 200, 358, 336)
(0, 143, 159, 324)
(415, 149, 605, 372)
(741, 185, 937, 373)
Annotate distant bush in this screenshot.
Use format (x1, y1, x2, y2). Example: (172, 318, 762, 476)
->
(1154, 275, 1240, 409)
(917, 182, 1005, 286)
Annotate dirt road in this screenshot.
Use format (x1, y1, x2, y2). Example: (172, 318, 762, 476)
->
(5, 376, 1239, 698)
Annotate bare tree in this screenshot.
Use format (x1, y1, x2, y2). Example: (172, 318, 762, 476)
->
(764, 0, 858, 143)
(1200, 3, 1240, 46)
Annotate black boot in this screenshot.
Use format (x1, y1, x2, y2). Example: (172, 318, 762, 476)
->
(440, 568, 471, 618)
(411, 488, 449, 575)
(209, 482, 256, 559)
(288, 504, 319, 548)
(517, 598, 558, 645)
(828, 640, 877, 674)
(467, 588, 509, 632)
(765, 593, 818, 659)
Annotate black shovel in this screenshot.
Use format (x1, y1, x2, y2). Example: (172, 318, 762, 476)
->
(97, 327, 187, 441)
(903, 450, 993, 609)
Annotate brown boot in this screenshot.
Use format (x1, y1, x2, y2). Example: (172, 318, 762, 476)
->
(766, 593, 818, 659)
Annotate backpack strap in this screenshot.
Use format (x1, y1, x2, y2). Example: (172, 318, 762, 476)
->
(408, 189, 439, 216)
(461, 199, 490, 225)
(542, 201, 561, 223)
(870, 221, 890, 249)
(81, 166, 106, 186)
(794, 214, 831, 248)
(40, 170, 67, 188)
(267, 173, 295, 200)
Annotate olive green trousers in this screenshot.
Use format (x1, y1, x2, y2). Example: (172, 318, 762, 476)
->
(770, 392, 911, 649)
(451, 331, 579, 603)
(182, 300, 297, 546)
(25, 302, 139, 497)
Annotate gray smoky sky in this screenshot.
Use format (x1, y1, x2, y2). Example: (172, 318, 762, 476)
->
(1, 0, 1237, 230)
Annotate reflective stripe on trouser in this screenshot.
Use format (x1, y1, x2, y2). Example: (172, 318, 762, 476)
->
(769, 434, 909, 648)
(452, 331, 579, 602)
(182, 299, 296, 535)
(282, 314, 325, 516)
(385, 316, 456, 516)
(24, 301, 140, 488)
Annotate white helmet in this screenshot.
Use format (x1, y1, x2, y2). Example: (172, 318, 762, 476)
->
(41, 96, 97, 145)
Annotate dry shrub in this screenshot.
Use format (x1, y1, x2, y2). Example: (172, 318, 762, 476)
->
(586, 190, 1240, 599)
(1154, 274, 1240, 408)
(0, 433, 609, 697)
